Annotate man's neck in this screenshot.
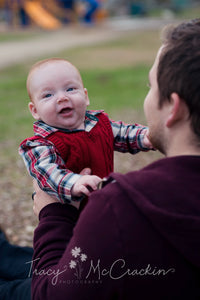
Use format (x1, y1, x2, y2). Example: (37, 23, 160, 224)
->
(166, 139, 200, 157)
(167, 148, 200, 157)
(165, 127, 200, 157)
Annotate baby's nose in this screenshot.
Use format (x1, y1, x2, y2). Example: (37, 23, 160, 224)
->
(57, 94, 69, 103)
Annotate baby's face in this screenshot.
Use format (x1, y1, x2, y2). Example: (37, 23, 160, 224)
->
(28, 61, 89, 130)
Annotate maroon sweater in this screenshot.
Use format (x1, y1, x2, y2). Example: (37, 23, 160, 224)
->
(32, 156, 200, 299)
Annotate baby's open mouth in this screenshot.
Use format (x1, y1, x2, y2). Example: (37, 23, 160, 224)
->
(59, 108, 72, 114)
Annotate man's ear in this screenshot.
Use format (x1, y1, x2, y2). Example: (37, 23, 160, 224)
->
(84, 88, 90, 106)
(28, 102, 40, 120)
(166, 93, 188, 128)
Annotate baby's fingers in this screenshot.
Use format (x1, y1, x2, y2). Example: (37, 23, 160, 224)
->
(87, 176, 102, 191)
(79, 185, 91, 197)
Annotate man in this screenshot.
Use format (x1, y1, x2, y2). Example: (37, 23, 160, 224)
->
(31, 19, 200, 299)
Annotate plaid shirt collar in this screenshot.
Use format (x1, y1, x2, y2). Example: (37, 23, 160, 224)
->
(33, 110, 104, 138)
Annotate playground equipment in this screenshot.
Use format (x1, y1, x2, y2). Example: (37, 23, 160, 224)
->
(24, 1, 62, 30)
(42, 0, 77, 24)
(0, 0, 62, 29)
(0, 0, 107, 29)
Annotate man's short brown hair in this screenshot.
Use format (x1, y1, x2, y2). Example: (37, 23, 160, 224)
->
(158, 19, 200, 138)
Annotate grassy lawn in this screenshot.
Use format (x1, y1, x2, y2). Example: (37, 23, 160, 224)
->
(82, 66, 149, 112)
(149, 5, 200, 19)
(0, 29, 45, 42)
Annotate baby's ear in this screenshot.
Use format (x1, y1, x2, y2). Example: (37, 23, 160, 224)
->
(84, 88, 90, 106)
(28, 102, 40, 120)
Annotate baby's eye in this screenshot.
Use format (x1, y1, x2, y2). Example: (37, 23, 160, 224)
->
(67, 87, 74, 92)
(44, 93, 52, 98)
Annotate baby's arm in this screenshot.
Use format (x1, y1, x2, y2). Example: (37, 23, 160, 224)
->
(19, 138, 100, 203)
(110, 118, 153, 154)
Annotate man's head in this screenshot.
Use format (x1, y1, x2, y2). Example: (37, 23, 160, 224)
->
(144, 19, 200, 156)
(27, 58, 90, 130)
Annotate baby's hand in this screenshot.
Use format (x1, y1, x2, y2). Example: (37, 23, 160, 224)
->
(143, 128, 154, 149)
(71, 175, 102, 198)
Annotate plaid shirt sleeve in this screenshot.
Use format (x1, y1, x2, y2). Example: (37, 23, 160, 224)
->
(19, 138, 82, 204)
(110, 118, 150, 154)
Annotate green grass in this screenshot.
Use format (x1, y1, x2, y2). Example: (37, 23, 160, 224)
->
(0, 64, 31, 141)
(82, 66, 149, 113)
(0, 63, 149, 145)
(148, 5, 200, 19)
(176, 6, 200, 19)
(0, 30, 44, 43)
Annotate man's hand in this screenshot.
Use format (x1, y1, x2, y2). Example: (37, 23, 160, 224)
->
(71, 175, 102, 197)
(33, 180, 58, 217)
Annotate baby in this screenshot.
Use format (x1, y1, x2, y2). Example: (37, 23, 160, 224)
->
(19, 58, 152, 204)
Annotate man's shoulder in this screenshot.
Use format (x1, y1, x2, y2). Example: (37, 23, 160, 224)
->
(88, 158, 174, 223)
(111, 157, 167, 180)
(102, 155, 200, 200)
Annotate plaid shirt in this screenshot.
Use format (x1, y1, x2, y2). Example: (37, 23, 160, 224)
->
(19, 110, 149, 203)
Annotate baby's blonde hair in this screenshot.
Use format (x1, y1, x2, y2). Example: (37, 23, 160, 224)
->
(27, 58, 83, 101)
